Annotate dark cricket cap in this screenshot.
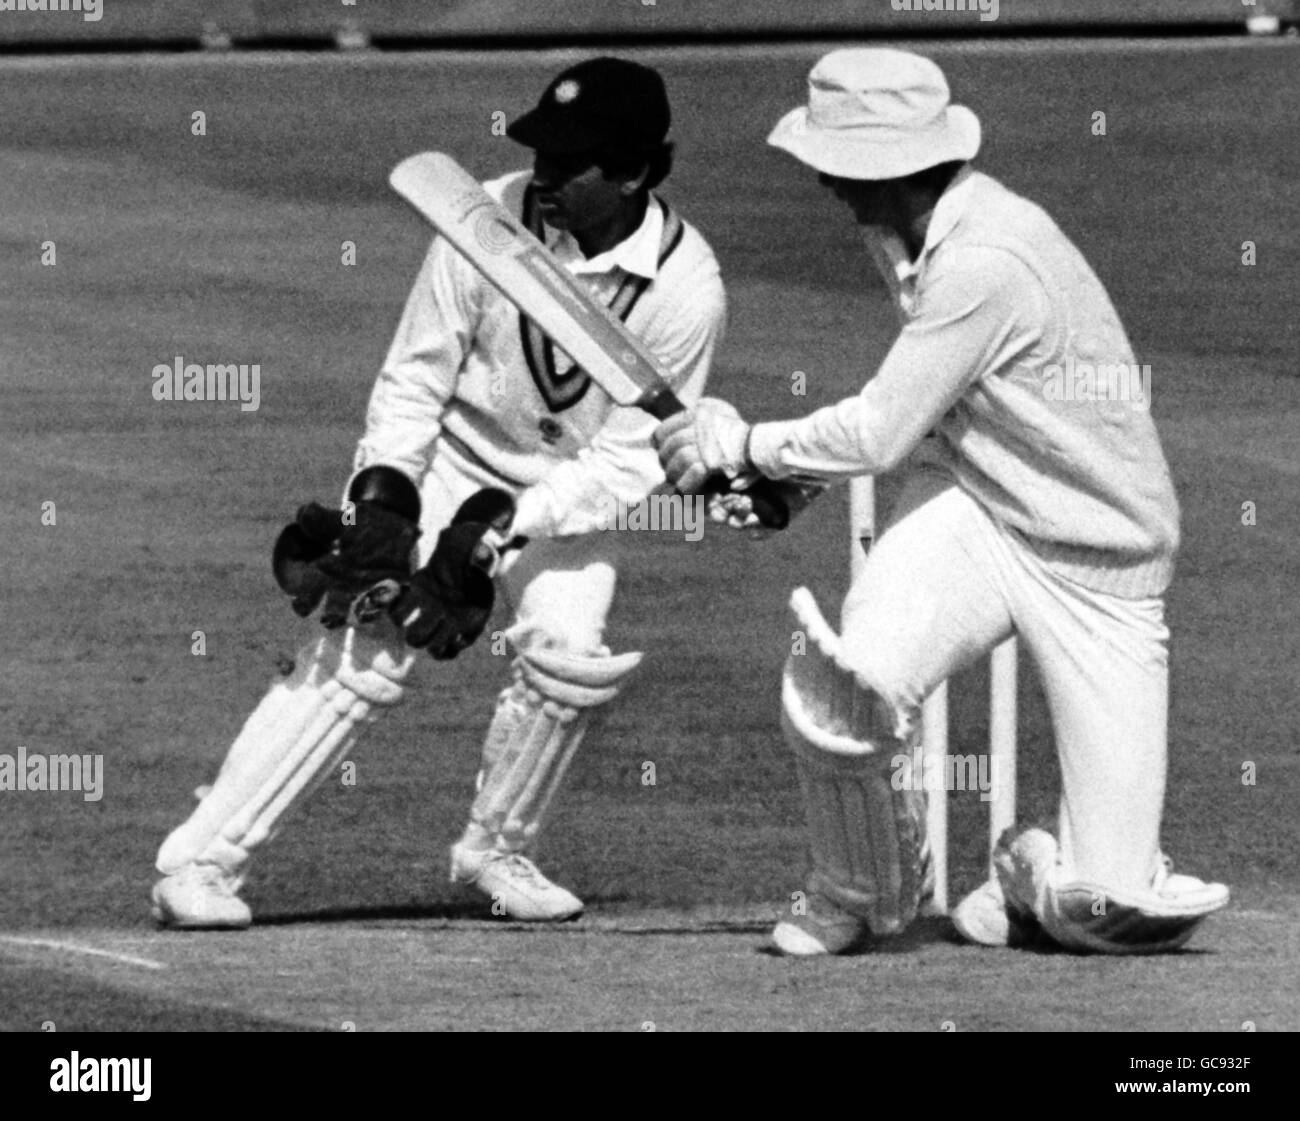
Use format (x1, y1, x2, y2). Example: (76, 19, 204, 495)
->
(506, 57, 671, 155)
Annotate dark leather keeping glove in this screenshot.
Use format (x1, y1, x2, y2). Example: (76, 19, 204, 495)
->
(390, 487, 522, 660)
(272, 466, 422, 628)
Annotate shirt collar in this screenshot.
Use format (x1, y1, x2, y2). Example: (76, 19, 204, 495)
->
(865, 163, 978, 289)
(917, 162, 976, 264)
(545, 196, 664, 279)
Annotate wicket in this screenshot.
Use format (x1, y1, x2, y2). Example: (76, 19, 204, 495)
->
(848, 476, 1017, 914)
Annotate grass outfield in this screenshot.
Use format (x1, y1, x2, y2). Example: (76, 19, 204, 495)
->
(0, 40, 1297, 1031)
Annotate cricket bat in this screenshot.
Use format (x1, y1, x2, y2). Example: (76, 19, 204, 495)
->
(388, 151, 795, 530)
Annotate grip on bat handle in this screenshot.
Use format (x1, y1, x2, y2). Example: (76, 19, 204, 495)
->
(699, 472, 791, 530)
(732, 475, 790, 530)
(640, 387, 789, 528)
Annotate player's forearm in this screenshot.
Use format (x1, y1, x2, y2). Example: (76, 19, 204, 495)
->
(747, 245, 1040, 481)
(354, 357, 456, 483)
(513, 411, 662, 538)
(358, 261, 471, 480)
(747, 373, 953, 479)
(746, 307, 994, 480)
(516, 301, 722, 537)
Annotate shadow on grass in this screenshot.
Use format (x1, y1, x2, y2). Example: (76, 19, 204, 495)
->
(754, 914, 963, 958)
(254, 899, 487, 926)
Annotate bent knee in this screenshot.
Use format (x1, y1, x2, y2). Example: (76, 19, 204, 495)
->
(507, 630, 642, 710)
(303, 625, 414, 707)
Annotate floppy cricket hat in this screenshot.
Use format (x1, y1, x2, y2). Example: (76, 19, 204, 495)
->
(507, 57, 671, 155)
(768, 49, 980, 180)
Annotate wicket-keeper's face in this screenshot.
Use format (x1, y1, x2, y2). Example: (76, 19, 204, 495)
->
(530, 149, 628, 234)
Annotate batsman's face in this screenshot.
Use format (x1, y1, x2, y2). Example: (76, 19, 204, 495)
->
(818, 172, 898, 228)
(530, 150, 626, 233)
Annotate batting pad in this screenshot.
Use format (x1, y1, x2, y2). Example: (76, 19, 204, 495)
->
(156, 627, 413, 876)
(784, 588, 930, 935)
(471, 644, 642, 852)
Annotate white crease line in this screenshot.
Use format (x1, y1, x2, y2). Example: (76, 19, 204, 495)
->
(0, 935, 167, 971)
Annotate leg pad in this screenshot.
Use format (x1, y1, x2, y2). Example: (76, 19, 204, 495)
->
(469, 642, 642, 851)
(784, 588, 929, 935)
(156, 627, 413, 875)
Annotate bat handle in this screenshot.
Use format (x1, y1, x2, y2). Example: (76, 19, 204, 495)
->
(638, 385, 687, 422)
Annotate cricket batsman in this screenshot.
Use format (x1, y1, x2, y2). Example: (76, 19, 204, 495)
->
(655, 49, 1229, 955)
(151, 58, 726, 926)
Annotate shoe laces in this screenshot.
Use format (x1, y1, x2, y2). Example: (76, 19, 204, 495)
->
(193, 863, 238, 896)
(498, 853, 547, 887)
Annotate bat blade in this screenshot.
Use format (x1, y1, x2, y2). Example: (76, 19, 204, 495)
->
(389, 151, 793, 529)
(389, 152, 680, 417)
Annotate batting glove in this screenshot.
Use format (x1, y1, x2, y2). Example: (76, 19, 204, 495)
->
(653, 398, 753, 495)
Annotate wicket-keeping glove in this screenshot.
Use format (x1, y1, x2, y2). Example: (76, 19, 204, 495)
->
(390, 487, 523, 660)
(272, 465, 422, 628)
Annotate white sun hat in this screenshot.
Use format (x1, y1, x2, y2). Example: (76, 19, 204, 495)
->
(768, 48, 981, 180)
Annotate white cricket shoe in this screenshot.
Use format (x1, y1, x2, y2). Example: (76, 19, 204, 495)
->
(151, 862, 252, 930)
(450, 843, 583, 921)
(951, 876, 1040, 947)
(1151, 853, 1230, 909)
(771, 893, 868, 956)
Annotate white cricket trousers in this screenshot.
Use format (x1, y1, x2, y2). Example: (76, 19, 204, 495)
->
(154, 445, 622, 877)
(839, 468, 1169, 895)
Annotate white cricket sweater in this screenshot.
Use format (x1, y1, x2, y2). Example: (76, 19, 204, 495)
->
(748, 168, 1179, 599)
